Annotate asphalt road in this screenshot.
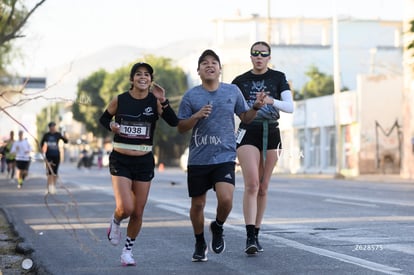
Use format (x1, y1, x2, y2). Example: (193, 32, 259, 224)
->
(0, 161, 413, 275)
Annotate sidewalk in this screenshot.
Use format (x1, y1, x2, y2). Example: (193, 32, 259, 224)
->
(0, 173, 40, 274)
(0, 207, 34, 274)
(0, 161, 63, 274)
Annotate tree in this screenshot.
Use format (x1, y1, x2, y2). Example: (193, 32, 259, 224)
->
(0, 0, 46, 74)
(407, 19, 414, 50)
(72, 69, 108, 138)
(299, 65, 335, 99)
(1, 0, 47, 128)
(142, 56, 189, 164)
(71, 56, 189, 165)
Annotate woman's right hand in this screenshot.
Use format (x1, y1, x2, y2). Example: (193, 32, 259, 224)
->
(110, 122, 121, 133)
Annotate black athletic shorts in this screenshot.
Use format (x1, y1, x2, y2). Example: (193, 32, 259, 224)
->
(187, 162, 235, 197)
(16, 160, 30, 170)
(45, 155, 60, 175)
(6, 159, 15, 164)
(109, 150, 155, 181)
(236, 122, 282, 151)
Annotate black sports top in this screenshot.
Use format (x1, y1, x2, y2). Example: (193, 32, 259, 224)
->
(113, 91, 159, 146)
(232, 68, 290, 122)
(40, 132, 68, 157)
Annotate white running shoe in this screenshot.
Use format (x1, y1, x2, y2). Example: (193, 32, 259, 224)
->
(120, 248, 136, 266)
(107, 216, 121, 246)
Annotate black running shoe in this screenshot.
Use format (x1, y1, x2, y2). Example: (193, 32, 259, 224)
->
(192, 242, 208, 262)
(245, 236, 258, 255)
(255, 235, 264, 252)
(209, 222, 225, 254)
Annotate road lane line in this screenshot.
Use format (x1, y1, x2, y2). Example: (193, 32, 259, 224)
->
(155, 202, 404, 275)
(324, 198, 378, 208)
(278, 189, 414, 207)
(260, 233, 403, 275)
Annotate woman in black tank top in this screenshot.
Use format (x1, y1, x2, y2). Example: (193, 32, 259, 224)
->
(99, 62, 178, 266)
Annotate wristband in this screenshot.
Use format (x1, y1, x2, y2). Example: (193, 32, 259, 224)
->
(99, 110, 113, 131)
(161, 99, 169, 107)
(161, 104, 179, 126)
(253, 105, 260, 111)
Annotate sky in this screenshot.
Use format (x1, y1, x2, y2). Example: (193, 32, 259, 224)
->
(0, 0, 407, 139)
(10, 0, 405, 76)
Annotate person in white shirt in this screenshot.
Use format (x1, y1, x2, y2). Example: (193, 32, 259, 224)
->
(11, 130, 32, 189)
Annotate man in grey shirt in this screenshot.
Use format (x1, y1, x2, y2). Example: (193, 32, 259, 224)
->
(177, 49, 267, 262)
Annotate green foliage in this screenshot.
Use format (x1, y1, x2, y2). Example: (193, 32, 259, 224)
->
(71, 55, 189, 165)
(142, 56, 189, 164)
(0, 42, 11, 75)
(300, 65, 335, 99)
(408, 20, 414, 51)
(295, 65, 349, 100)
(0, 0, 46, 74)
(72, 69, 108, 138)
(100, 66, 130, 104)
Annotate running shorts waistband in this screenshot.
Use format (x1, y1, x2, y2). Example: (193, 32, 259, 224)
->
(112, 142, 153, 152)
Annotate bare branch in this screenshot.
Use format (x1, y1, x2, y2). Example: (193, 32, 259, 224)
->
(0, 60, 89, 111)
(0, 0, 47, 45)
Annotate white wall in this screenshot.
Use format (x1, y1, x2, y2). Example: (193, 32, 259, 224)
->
(357, 74, 404, 173)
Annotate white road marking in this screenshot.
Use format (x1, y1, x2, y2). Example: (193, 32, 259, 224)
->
(324, 198, 378, 208)
(155, 201, 404, 275)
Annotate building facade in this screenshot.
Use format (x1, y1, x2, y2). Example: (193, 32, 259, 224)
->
(276, 74, 403, 175)
(209, 15, 406, 175)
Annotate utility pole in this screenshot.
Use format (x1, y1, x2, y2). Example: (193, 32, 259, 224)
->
(267, 0, 272, 43)
(332, 0, 344, 178)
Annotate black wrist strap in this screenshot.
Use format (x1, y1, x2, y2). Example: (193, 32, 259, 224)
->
(161, 99, 169, 107)
(99, 110, 113, 131)
(161, 104, 178, 126)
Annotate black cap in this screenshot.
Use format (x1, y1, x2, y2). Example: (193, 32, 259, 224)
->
(48, 122, 56, 127)
(130, 62, 154, 80)
(198, 49, 221, 67)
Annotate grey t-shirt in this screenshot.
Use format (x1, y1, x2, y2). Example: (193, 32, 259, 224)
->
(178, 83, 249, 165)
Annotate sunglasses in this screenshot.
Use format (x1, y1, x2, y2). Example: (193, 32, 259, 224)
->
(251, 50, 270, 57)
